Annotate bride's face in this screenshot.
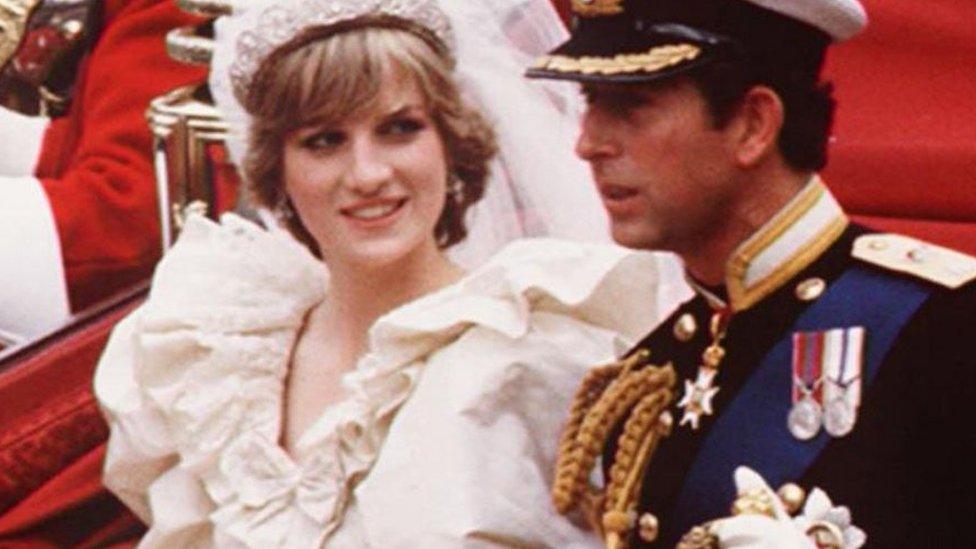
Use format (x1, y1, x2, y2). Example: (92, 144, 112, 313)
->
(283, 70, 449, 268)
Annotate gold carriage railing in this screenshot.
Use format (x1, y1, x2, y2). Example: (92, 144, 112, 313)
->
(148, 0, 236, 250)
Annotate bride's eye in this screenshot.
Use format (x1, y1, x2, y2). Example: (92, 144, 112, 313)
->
(301, 129, 346, 150)
(379, 117, 425, 138)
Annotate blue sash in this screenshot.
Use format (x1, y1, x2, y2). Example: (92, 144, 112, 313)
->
(669, 266, 932, 536)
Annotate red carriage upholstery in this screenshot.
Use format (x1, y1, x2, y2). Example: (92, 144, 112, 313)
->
(0, 288, 147, 546)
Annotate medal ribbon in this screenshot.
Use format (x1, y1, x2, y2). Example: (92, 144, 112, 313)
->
(791, 332, 825, 404)
(824, 327, 865, 407)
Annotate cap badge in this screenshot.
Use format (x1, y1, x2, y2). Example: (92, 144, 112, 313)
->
(571, 0, 624, 18)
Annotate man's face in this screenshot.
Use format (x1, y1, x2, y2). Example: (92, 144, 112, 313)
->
(576, 79, 740, 254)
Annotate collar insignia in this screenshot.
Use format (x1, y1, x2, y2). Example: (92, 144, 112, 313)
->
(724, 177, 848, 312)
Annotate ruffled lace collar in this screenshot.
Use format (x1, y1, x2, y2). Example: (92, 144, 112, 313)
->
(134, 214, 650, 546)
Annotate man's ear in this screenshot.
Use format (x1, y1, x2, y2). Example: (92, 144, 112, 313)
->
(731, 85, 784, 168)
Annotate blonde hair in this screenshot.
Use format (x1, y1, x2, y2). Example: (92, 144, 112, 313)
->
(243, 19, 497, 256)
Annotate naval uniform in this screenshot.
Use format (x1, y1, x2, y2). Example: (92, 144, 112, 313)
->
(606, 179, 976, 547)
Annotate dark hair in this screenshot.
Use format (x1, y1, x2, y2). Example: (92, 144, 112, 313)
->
(243, 21, 496, 256)
(685, 54, 836, 172)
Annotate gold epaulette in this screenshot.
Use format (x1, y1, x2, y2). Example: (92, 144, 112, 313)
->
(853, 234, 976, 289)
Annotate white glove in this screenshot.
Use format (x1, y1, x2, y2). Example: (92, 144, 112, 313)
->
(707, 467, 866, 549)
(0, 107, 47, 176)
(793, 486, 867, 549)
(708, 467, 813, 549)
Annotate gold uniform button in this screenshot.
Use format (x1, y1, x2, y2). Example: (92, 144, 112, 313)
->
(637, 513, 660, 543)
(673, 313, 698, 342)
(658, 410, 675, 435)
(795, 277, 826, 301)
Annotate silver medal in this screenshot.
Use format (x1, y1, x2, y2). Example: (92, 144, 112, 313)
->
(787, 397, 823, 441)
(823, 397, 856, 437)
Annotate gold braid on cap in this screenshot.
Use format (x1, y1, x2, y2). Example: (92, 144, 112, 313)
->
(552, 348, 677, 549)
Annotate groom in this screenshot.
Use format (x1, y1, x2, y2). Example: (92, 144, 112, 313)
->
(529, 0, 975, 547)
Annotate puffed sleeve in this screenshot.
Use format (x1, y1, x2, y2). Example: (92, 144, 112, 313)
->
(355, 312, 619, 547)
(94, 308, 216, 543)
(346, 238, 684, 548)
(94, 309, 170, 523)
(93, 214, 324, 545)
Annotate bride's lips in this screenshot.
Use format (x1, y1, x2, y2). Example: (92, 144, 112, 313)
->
(339, 197, 408, 228)
(597, 183, 642, 216)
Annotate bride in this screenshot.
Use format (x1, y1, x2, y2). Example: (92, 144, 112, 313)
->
(94, 0, 681, 546)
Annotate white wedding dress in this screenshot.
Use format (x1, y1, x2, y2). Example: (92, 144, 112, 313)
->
(95, 214, 675, 547)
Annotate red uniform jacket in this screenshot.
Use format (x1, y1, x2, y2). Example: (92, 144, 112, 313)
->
(36, 0, 206, 311)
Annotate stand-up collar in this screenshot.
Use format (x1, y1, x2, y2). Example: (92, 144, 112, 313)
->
(689, 177, 849, 312)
